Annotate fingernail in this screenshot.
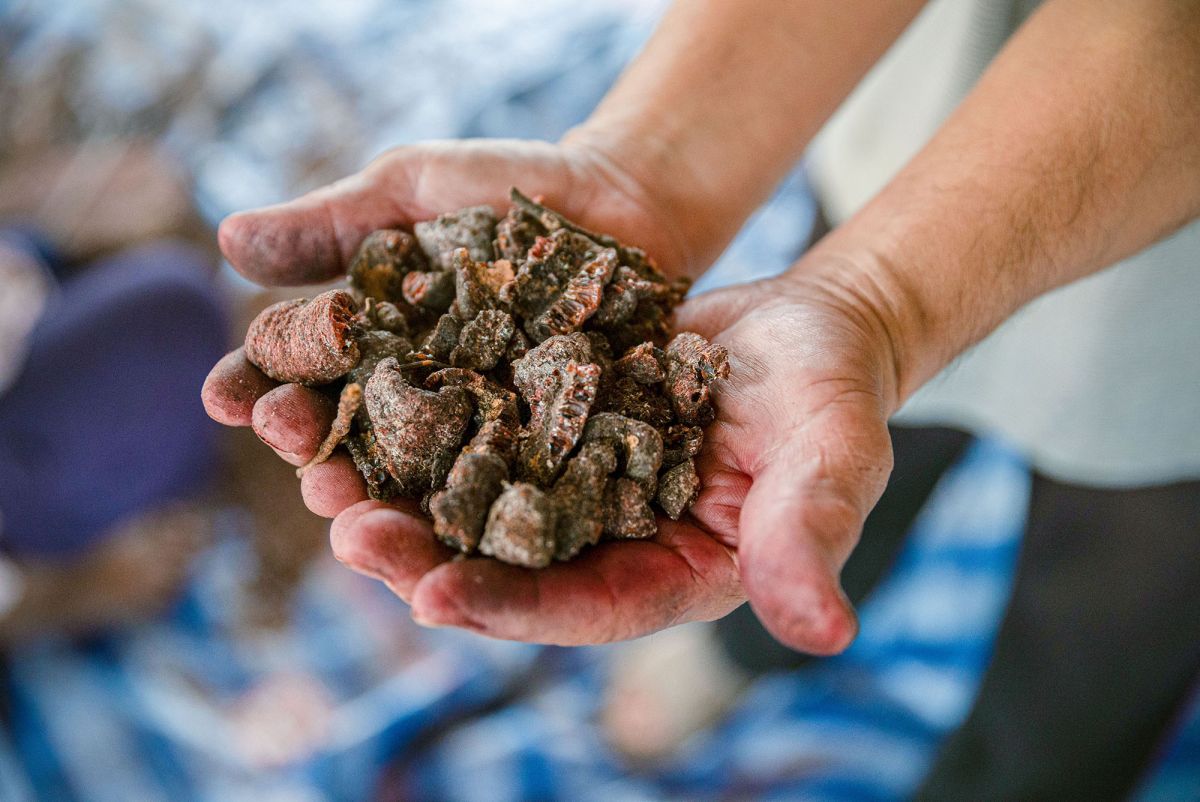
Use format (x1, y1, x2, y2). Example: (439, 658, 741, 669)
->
(332, 508, 404, 583)
(252, 420, 282, 451)
(265, 444, 308, 467)
(412, 596, 485, 633)
(339, 553, 393, 585)
(410, 596, 451, 627)
(411, 610, 446, 629)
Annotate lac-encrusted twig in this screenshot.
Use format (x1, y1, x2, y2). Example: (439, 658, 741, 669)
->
(518, 360, 601, 486)
(451, 309, 515, 371)
(604, 478, 658, 540)
(429, 434, 511, 553)
(551, 441, 617, 560)
(297, 382, 362, 476)
(244, 289, 360, 384)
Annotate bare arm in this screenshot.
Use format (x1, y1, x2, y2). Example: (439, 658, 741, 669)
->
(565, 0, 928, 277)
(798, 0, 1200, 406)
(217, 0, 926, 286)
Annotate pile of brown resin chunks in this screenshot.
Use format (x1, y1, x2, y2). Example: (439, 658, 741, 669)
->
(243, 189, 729, 568)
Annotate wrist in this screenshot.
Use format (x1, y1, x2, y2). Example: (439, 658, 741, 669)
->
(560, 121, 740, 279)
(779, 243, 938, 415)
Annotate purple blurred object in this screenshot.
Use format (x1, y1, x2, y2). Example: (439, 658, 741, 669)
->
(0, 236, 227, 559)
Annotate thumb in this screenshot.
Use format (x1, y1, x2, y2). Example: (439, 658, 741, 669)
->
(673, 282, 776, 341)
(218, 167, 406, 287)
(737, 404, 892, 655)
(216, 139, 567, 287)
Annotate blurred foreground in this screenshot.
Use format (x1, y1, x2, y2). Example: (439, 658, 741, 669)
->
(0, 2, 1196, 800)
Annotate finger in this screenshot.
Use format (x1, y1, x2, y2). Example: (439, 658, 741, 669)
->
(201, 348, 277, 426)
(218, 169, 404, 286)
(329, 501, 454, 601)
(251, 384, 336, 466)
(409, 520, 743, 645)
(215, 139, 609, 287)
(300, 453, 369, 518)
(673, 283, 773, 340)
(738, 405, 892, 655)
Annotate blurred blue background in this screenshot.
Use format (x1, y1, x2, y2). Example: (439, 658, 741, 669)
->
(0, 1, 1196, 800)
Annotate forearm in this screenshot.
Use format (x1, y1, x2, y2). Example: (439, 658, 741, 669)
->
(564, 0, 926, 277)
(802, 0, 1200, 406)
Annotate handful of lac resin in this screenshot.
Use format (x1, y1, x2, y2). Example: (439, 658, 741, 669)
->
(242, 189, 729, 567)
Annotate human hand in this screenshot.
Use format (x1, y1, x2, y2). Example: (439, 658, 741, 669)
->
(314, 270, 897, 653)
(202, 137, 699, 478)
(202, 138, 900, 653)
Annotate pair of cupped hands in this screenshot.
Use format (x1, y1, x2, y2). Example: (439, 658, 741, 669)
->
(203, 139, 899, 655)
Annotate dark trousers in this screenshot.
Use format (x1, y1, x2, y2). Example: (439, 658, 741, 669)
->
(0, 234, 226, 558)
(716, 425, 1200, 801)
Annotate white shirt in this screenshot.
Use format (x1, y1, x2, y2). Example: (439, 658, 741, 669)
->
(809, 0, 1200, 487)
